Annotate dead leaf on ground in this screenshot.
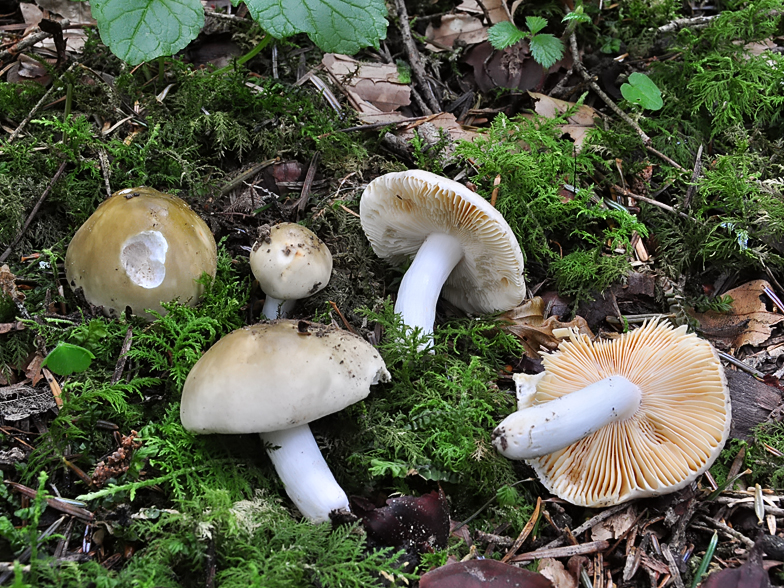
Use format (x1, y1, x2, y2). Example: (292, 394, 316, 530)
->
(25, 352, 45, 387)
(500, 297, 594, 358)
(425, 14, 488, 51)
(528, 92, 598, 151)
(0, 383, 58, 421)
(690, 280, 784, 348)
(322, 54, 411, 117)
(396, 113, 480, 143)
(420, 559, 554, 588)
(357, 488, 450, 552)
(590, 505, 637, 541)
(457, 0, 511, 24)
(0, 265, 24, 303)
(537, 558, 578, 588)
(0, 322, 26, 335)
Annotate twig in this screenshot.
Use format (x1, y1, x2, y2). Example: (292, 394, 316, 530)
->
(612, 184, 695, 221)
(657, 15, 717, 34)
(661, 544, 685, 588)
(219, 159, 277, 196)
(7, 63, 77, 144)
(326, 114, 437, 135)
(0, 161, 68, 263)
(716, 350, 765, 379)
(111, 326, 133, 385)
(510, 540, 610, 563)
(682, 144, 703, 210)
(328, 301, 357, 335)
(502, 496, 542, 562)
(0, 20, 70, 63)
(695, 515, 755, 549)
(391, 0, 439, 114)
(544, 503, 629, 549)
(291, 151, 320, 216)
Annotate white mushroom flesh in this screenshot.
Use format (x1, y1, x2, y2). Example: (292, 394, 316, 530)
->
(120, 230, 168, 289)
(261, 424, 350, 523)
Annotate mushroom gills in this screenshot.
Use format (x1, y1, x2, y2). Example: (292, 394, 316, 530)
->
(492, 376, 642, 460)
(261, 424, 350, 523)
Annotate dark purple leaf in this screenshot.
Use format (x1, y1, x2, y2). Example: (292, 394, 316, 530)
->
(419, 559, 554, 588)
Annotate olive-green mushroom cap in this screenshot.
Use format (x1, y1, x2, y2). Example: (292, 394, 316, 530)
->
(65, 187, 217, 320)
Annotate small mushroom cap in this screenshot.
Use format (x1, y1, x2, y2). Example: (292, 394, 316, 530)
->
(180, 320, 390, 434)
(360, 170, 525, 314)
(65, 187, 217, 320)
(525, 320, 730, 507)
(249, 223, 333, 300)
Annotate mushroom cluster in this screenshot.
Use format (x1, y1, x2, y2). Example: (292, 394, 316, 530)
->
(493, 320, 731, 507)
(180, 319, 390, 523)
(65, 187, 217, 320)
(360, 170, 525, 340)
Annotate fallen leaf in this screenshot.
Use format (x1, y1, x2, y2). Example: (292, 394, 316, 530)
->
(359, 488, 450, 552)
(500, 297, 594, 358)
(0, 265, 24, 302)
(25, 352, 45, 387)
(457, 0, 510, 24)
(322, 53, 411, 114)
(420, 559, 554, 588)
(425, 14, 488, 51)
(529, 92, 598, 150)
(0, 322, 26, 335)
(690, 280, 784, 348)
(396, 113, 480, 144)
(701, 540, 770, 588)
(537, 558, 578, 588)
(590, 505, 637, 541)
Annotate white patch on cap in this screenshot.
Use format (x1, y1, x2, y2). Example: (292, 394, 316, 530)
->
(121, 230, 168, 288)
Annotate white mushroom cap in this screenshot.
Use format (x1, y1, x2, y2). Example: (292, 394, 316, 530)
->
(493, 320, 731, 507)
(65, 187, 217, 320)
(250, 223, 333, 302)
(180, 320, 389, 434)
(360, 170, 525, 316)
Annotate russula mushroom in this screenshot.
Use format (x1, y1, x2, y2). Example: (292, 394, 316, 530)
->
(360, 170, 525, 338)
(65, 187, 217, 320)
(492, 320, 731, 507)
(249, 223, 333, 319)
(180, 319, 390, 523)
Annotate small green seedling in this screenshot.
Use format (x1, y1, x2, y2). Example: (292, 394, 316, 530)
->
(41, 342, 95, 376)
(620, 72, 663, 110)
(488, 17, 564, 69)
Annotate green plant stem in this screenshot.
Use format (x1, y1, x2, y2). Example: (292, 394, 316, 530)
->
(213, 35, 273, 76)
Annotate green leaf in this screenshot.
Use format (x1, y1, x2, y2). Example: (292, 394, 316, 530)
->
(241, 0, 388, 55)
(529, 33, 565, 69)
(620, 72, 663, 110)
(488, 22, 528, 50)
(562, 10, 592, 24)
(525, 15, 548, 35)
(41, 342, 95, 376)
(90, 0, 204, 65)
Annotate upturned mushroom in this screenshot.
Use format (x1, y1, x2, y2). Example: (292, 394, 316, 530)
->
(492, 320, 731, 507)
(180, 319, 390, 523)
(360, 170, 525, 339)
(65, 187, 217, 320)
(249, 223, 333, 319)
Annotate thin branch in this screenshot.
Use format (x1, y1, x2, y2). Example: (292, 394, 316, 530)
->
(390, 0, 440, 114)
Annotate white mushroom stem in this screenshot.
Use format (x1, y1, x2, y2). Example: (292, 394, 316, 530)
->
(395, 232, 464, 337)
(493, 376, 642, 460)
(262, 296, 297, 319)
(261, 424, 350, 523)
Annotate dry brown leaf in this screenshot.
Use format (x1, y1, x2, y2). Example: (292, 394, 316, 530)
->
(537, 558, 578, 588)
(690, 280, 784, 348)
(529, 92, 598, 150)
(396, 112, 480, 143)
(425, 14, 488, 51)
(0, 265, 24, 303)
(500, 297, 594, 358)
(25, 353, 45, 388)
(590, 505, 637, 541)
(457, 0, 511, 24)
(322, 53, 410, 114)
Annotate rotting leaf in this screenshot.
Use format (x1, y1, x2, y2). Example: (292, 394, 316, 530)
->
(322, 53, 410, 115)
(500, 297, 594, 358)
(701, 539, 770, 588)
(0, 264, 24, 303)
(425, 14, 488, 51)
(537, 558, 577, 588)
(358, 488, 450, 552)
(690, 280, 784, 348)
(528, 92, 598, 151)
(419, 559, 554, 588)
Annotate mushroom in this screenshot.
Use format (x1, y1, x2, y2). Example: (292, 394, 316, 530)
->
(180, 319, 390, 523)
(359, 170, 525, 339)
(65, 187, 217, 320)
(492, 320, 731, 507)
(249, 223, 333, 319)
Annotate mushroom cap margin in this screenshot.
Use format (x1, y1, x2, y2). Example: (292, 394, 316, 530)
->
(359, 170, 526, 315)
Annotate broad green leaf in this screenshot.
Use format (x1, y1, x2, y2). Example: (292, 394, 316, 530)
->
(525, 15, 548, 35)
(529, 33, 564, 69)
(620, 72, 663, 110)
(488, 22, 528, 51)
(562, 9, 592, 24)
(42, 343, 95, 376)
(241, 0, 388, 55)
(90, 0, 204, 65)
